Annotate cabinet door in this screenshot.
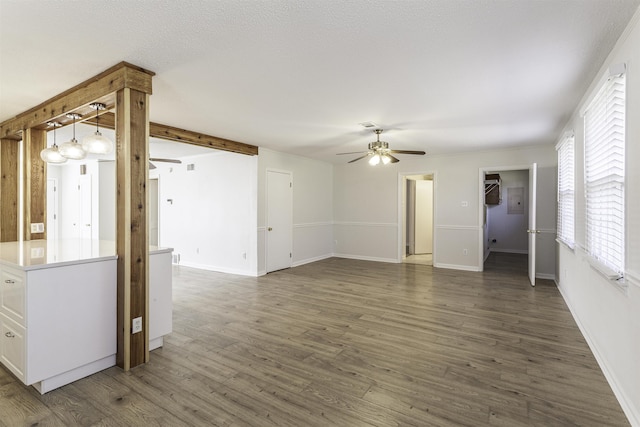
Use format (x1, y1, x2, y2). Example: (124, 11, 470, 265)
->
(1, 268, 25, 326)
(1, 314, 25, 382)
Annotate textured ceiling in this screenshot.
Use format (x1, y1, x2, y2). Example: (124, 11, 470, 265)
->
(1, 0, 639, 162)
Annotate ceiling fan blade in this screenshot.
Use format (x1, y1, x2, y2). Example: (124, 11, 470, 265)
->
(388, 150, 426, 155)
(348, 153, 372, 163)
(149, 161, 157, 170)
(149, 157, 182, 164)
(337, 151, 368, 155)
(387, 154, 400, 163)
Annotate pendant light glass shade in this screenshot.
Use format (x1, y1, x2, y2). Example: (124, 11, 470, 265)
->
(381, 154, 391, 165)
(40, 122, 67, 164)
(369, 154, 381, 166)
(82, 131, 113, 154)
(82, 103, 113, 154)
(59, 113, 86, 160)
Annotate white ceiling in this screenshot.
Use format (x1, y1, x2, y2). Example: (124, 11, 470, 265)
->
(1, 0, 638, 163)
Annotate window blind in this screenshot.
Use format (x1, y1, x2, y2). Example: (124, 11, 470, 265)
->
(584, 73, 625, 276)
(556, 134, 574, 248)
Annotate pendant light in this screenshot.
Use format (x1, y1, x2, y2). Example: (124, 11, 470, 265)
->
(82, 102, 113, 154)
(59, 113, 86, 160)
(40, 122, 67, 164)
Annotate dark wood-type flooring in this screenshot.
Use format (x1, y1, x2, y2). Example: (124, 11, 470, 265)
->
(0, 253, 630, 426)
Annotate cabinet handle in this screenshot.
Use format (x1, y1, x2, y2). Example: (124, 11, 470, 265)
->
(4, 332, 15, 338)
(4, 279, 15, 284)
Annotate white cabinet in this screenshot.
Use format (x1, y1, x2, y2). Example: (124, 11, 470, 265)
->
(0, 240, 172, 394)
(1, 267, 25, 326)
(0, 259, 117, 393)
(0, 314, 25, 381)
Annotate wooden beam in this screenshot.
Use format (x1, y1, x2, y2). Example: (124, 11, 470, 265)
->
(0, 62, 154, 139)
(116, 87, 150, 370)
(88, 112, 258, 156)
(22, 129, 47, 241)
(0, 139, 19, 242)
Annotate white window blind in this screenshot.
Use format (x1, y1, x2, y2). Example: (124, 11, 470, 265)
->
(556, 134, 575, 248)
(584, 72, 625, 276)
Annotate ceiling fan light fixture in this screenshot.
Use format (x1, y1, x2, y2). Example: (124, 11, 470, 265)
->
(82, 103, 113, 154)
(59, 113, 87, 160)
(369, 154, 381, 166)
(381, 154, 391, 165)
(40, 122, 67, 164)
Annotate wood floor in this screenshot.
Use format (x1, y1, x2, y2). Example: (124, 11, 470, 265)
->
(0, 254, 630, 426)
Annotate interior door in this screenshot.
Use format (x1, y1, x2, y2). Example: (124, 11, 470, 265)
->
(527, 163, 538, 287)
(79, 175, 92, 240)
(149, 178, 159, 246)
(46, 178, 58, 241)
(266, 170, 293, 273)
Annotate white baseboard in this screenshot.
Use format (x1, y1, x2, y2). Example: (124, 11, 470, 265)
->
(292, 254, 333, 268)
(555, 285, 639, 426)
(333, 253, 398, 264)
(484, 248, 491, 262)
(179, 261, 255, 277)
(434, 262, 482, 272)
(490, 248, 528, 254)
(535, 273, 556, 280)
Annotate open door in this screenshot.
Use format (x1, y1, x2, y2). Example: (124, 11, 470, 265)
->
(527, 163, 537, 286)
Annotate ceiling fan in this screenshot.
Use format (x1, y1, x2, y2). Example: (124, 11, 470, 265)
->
(149, 158, 181, 170)
(337, 129, 426, 165)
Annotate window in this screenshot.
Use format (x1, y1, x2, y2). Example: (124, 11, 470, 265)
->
(583, 69, 625, 277)
(556, 134, 574, 248)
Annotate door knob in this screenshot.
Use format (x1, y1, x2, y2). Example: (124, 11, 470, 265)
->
(268, 227, 273, 231)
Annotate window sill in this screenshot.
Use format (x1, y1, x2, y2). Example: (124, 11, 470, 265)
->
(585, 255, 628, 295)
(555, 238, 575, 252)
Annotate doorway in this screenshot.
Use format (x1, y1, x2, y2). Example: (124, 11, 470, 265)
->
(399, 173, 434, 266)
(479, 164, 537, 286)
(266, 169, 293, 273)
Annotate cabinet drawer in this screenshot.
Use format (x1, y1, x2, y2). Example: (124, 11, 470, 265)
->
(1, 268, 25, 326)
(0, 314, 25, 382)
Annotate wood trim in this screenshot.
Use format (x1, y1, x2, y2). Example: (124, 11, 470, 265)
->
(0, 62, 154, 139)
(87, 112, 258, 156)
(116, 88, 149, 370)
(22, 129, 47, 240)
(0, 139, 19, 242)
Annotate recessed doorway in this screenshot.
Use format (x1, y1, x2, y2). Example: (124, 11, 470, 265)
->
(399, 173, 434, 266)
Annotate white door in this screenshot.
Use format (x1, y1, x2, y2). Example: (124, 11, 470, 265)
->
(46, 178, 58, 241)
(79, 175, 92, 240)
(415, 179, 433, 254)
(527, 163, 538, 287)
(149, 178, 159, 246)
(266, 170, 292, 273)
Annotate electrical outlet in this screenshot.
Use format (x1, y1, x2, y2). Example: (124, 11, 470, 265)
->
(463, 248, 468, 256)
(132, 317, 142, 334)
(30, 223, 45, 233)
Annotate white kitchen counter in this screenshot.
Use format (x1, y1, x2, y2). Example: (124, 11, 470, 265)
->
(0, 239, 173, 394)
(0, 239, 172, 270)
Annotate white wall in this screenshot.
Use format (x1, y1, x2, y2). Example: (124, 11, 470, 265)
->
(555, 10, 640, 425)
(333, 145, 557, 274)
(258, 148, 334, 275)
(487, 170, 529, 254)
(154, 151, 258, 276)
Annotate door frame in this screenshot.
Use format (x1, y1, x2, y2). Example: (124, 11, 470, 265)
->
(397, 171, 437, 263)
(477, 164, 534, 273)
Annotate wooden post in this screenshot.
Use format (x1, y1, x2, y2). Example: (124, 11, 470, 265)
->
(115, 87, 150, 370)
(0, 139, 20, 242)
(22, 129, 47, 241)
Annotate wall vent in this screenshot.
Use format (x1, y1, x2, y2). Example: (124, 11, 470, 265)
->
(187, 164, 195, 171)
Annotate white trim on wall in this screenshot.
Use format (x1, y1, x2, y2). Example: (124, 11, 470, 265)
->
(333, 253, 398, 263)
